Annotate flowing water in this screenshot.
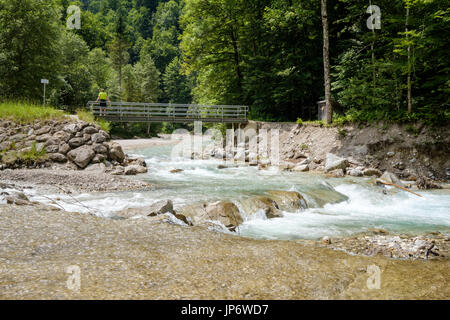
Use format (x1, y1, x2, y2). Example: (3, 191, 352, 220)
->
(30, 144, 450, 240)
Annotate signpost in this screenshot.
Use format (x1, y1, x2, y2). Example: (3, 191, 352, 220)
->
(41, 79, 49, 105)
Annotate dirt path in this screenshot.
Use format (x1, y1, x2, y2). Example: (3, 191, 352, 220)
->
(0, 204, 448, 299)
(115, 136, 177, 151)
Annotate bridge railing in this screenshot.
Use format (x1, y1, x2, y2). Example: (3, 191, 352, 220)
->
(86, 102, 248, 123)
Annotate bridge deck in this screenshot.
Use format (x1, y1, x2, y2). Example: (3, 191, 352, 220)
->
(87, 102, 248, 123)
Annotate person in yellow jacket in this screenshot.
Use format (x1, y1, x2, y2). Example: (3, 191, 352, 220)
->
(95, 89, 111, 116)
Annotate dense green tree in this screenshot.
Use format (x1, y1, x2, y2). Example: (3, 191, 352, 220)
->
(107, 3, 131, 100)
(163, 57, 192, 103)
(87, 48, 114, 93)
(51, 32, 93, 107)
(0, 0, 63, 100)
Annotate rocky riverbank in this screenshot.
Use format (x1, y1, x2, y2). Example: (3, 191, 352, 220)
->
(202, 121, 449, 186)
(0, 203, 448, 299)
(0, 119, 148, 176)
(0, 169, 150, 194)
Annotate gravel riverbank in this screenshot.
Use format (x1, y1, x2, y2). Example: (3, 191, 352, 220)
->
(0, 204, 448, 299)
(0, 168, 150, 193)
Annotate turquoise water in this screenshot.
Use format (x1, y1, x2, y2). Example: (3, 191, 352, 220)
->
(31, 144, 450, 240)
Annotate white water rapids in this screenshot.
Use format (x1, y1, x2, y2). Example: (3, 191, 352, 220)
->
(24, 144, 450, 240)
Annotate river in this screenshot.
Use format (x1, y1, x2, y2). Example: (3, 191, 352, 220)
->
(30, 143, 450, 240)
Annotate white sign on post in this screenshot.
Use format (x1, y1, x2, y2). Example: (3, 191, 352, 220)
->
(41, 79, 49, 105)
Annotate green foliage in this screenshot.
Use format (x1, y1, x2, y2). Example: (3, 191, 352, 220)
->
(296, 118, 303, 125)
(20, 142, 48, 165)
(0, 0, 448, 128)
(0, 101, 66, 123)
(163, 57, 192, 103)
(0, 0, 63, 99)
(76, 109, 111, 132)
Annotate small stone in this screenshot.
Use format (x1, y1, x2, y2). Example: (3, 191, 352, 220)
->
(49, 153, 67, 163)
(68, 137, 84, 148)
(58, 143, 71, 155)
(91, 133, 106, 143)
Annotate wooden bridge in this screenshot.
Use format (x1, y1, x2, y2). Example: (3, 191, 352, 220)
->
(87, 102, 248, 123)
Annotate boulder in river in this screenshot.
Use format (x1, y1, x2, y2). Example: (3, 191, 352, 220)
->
(325, 153, 348, 172)
(266, 190, 307, 211)
(378, 171, 404, 187)
(299, 184, 349, 208)
(239, 196, 283, 219)
(180, 201, 243, 231)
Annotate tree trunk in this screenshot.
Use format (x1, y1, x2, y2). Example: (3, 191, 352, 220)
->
(119, 40, 123, 102)
(230, 29, 243, 92)
(321, 0, 332, 124)
(406, 5, 412, 113)
(370, 0, 376, 87)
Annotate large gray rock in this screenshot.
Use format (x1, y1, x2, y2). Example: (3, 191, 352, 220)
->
(239, 196, 283, 219)
(82, 134, 91, 143)
(34, 126, 51, 135)
(106, 142, 125, 163)
(85, 163, 106, 172)
(124, 165, 148, 175)
(53, 130, 71, 143)
(63, 123, 80, 134)
(91, 133, 106, 143)
(45, 144, 59, 153)
(68, 137, 84, 148)
(49, 153, 67, 163)
(266, 190, 308, 211)
(378, 171, 404, 187)
(181, 201, 243, 231)
(58, 143, 71, 155)
(92, 143, 107, 154)
(325, 153, 349, 172)
(45, 137, 61, 146)
(36, 134, 52, 142)
(10, 133, 27, 142)
(83, 126, 98, 134)
(67, 145, 95, 168)
(99, 130, 110, 140)
(92, 154, 107, 163)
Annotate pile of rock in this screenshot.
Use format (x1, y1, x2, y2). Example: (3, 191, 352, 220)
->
(317, 233, 448, 260)
(0, 119, 147, 175)
(113, 190, 308, 232)
(180, 190, 308, 231)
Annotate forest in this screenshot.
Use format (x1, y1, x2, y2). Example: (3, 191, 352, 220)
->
(0, 0, 448, 127)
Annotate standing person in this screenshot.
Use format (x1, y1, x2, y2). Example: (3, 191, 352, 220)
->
(96, 89, 111, 116)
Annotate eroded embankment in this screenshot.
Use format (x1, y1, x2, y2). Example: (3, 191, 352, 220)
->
(0, 204, 448, 300)
(240, 121, 450, 182)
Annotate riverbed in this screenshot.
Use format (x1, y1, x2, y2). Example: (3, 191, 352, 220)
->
(27, 142, 450, 241)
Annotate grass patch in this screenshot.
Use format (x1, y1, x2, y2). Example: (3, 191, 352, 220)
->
(0, 101, 66, 123)
(0, 141, 47, 166)
(19, 142, 48, 165)
(76, 109, 111, 133)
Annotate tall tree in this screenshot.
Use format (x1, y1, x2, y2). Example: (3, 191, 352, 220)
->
(107, 3, 131, 100)
(0, 0, 63, 99)
(321, 0, 332, 123)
